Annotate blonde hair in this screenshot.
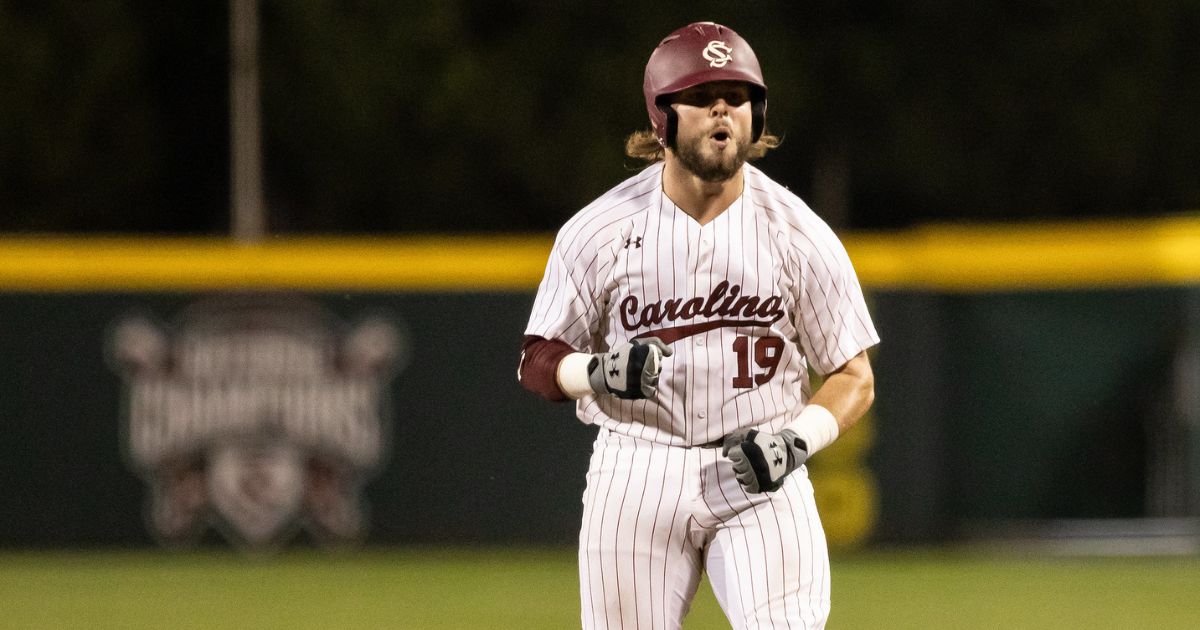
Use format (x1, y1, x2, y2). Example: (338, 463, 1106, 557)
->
(624, 129, 781, 163)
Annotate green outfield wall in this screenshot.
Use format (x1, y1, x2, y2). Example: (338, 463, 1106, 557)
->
(0, 222, 1197, 548)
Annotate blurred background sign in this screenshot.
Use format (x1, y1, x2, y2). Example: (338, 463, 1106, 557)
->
(110, 294, 402, 550)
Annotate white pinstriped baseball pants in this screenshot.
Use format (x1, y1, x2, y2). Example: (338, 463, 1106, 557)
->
(579, 428, 831, 630)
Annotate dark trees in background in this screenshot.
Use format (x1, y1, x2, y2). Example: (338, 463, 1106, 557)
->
(1, 1, 1197, 234)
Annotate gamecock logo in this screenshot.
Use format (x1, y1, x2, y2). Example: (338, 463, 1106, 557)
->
(702, 40, 733, 68)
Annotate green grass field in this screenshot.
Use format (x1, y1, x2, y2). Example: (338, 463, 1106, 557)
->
(0, 547, 1197, 629)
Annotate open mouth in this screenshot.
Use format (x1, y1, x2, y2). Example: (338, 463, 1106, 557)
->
(709, 130, 732, 150)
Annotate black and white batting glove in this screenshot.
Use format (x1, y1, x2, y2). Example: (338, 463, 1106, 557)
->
(722, 428, 808, 493)
(586, 337, 673, 400)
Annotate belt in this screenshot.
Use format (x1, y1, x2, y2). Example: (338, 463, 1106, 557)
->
(687, 437, 726, 449)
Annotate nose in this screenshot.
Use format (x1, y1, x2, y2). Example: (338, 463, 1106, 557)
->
(710, 99, 731, 116)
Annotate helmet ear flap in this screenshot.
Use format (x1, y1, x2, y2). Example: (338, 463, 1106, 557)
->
(750, 85, 767, 143)
(663, 107, 678, 148)
(751, 100, 765, 143)
(653, 96, 678, 149)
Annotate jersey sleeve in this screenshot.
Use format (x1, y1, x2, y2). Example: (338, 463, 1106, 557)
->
(794, 231, 880, 375)
(524, 230, 605, 354)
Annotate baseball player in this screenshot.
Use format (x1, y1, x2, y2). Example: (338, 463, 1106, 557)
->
(519, 22, 878, 630)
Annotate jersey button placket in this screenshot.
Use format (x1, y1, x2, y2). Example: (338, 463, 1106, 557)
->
(693, 229, 714, 433)
(691, 333, 709, 431)
(681, 223, 703, 443)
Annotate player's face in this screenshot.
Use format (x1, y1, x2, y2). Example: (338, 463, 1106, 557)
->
(669, 81, 755, 182)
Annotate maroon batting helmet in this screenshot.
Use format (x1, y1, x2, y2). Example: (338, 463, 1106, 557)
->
(643, 22, 768, 147)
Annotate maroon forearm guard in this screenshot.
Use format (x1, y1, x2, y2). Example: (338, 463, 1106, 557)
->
(519, 335, 577, 402)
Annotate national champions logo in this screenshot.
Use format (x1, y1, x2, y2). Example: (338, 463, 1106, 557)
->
(702, 40, 733, 68)
(109, 295, 405, 551)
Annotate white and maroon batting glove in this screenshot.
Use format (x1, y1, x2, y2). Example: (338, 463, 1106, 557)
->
(586, 337, 673, 400)
(722, 428, 808, 493)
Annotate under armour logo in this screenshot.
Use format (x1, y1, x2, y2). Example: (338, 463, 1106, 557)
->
(624, 236, 643, 249)
(609, 366, 620, 377)
(769, 441, 783, 466)
(702, 41, 733, 68)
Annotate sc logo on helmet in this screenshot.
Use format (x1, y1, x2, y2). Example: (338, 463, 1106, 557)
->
(702, 40, 733, 68)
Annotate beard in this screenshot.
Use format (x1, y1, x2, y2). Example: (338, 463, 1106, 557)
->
(673, 129, 752, 183)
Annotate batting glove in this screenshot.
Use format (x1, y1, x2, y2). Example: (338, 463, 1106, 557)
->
(587, 337, 673, 400)
(722, 428, 808, 493)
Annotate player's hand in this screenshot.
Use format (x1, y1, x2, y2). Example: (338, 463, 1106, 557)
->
(722, 428, 808, 493)
(587, 337, 673, 400)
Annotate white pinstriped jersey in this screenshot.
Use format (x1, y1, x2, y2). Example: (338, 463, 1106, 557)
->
(526, 162, 879, 447)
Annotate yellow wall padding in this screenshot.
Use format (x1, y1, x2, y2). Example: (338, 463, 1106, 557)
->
(3, 216, 1200, 292)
